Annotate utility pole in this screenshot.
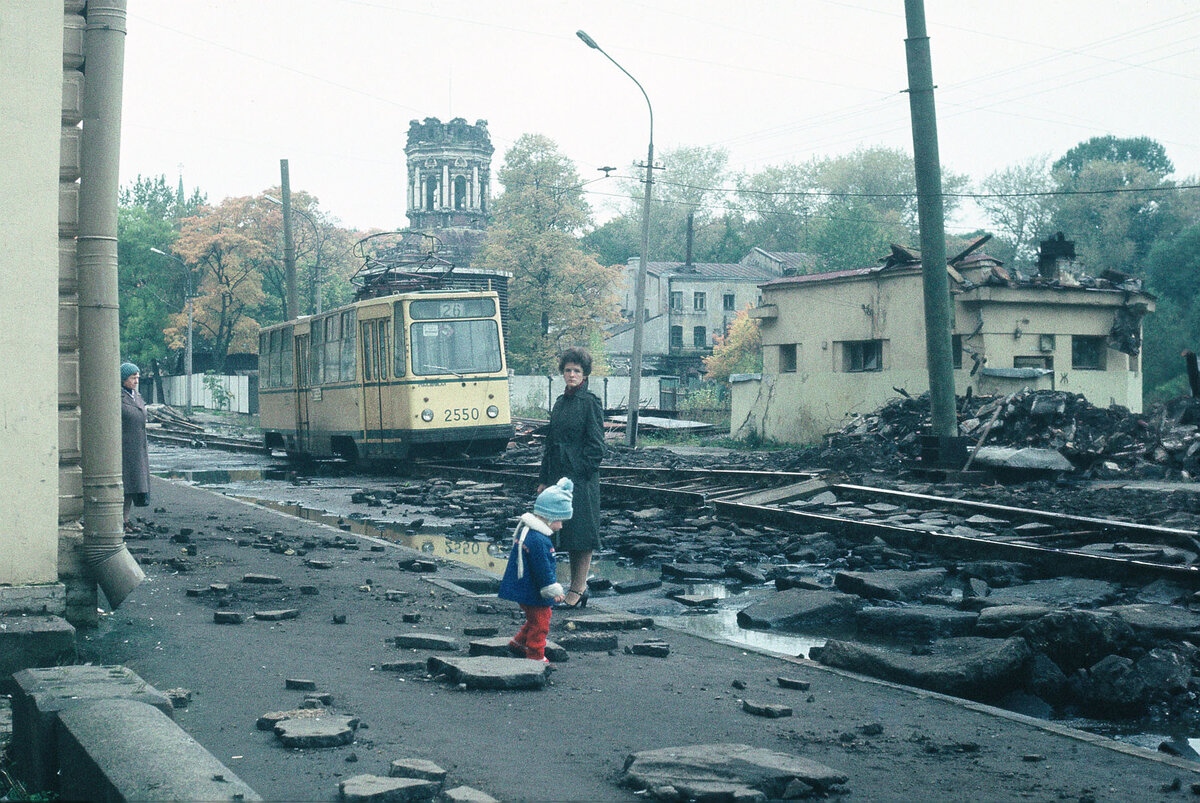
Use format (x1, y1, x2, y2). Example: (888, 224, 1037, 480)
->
(903, 0, 957, 439)
(280, 159, 298, 320)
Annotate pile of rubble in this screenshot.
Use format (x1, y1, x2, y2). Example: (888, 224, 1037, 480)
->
(819, 390, 1200, 480)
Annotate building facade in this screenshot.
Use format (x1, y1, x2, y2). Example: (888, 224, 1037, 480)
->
(405, 117, 493, 233)
(731, 240, 1154, 445)
(606, 250, 811, 378)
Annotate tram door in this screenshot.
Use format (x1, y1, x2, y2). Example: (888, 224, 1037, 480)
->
(360, 319, 391, 457)
(295, 334, 310, 453)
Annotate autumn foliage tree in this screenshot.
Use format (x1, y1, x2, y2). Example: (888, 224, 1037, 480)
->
(703, 307, 762, 383)
(476, 134, 621, 373)
(169, 196, 267, 363)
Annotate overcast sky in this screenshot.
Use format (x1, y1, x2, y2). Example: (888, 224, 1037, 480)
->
(120, 0, 1200, 234)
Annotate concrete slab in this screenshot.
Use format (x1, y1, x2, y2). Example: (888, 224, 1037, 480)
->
(467, 636, 568, 662)
(10, 664, 172, 792)
(393, 633, 460, 651)
(275, 714, 359, 748)
(56, 698, 260, 801)
(561, 612, 654, 631)
(442, 785, 499, 802)
(621, 743, 847, 800)
(0, 614, 75, 688)
(339, 773, 438, 802)
(427, 656, 547, 690)
(388, 757, 447, 785)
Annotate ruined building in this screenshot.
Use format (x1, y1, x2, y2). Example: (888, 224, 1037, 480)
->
(732, 235, 1155, 444)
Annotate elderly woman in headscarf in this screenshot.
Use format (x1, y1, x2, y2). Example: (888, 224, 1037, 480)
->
(537, 346, 606, 608)
(121, 362, 151, 531)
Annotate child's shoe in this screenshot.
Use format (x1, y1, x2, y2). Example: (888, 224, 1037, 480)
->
(507, 640, 526, 657)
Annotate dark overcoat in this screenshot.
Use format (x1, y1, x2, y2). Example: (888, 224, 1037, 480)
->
(539, 380, 605, 551)
(121, 388, 151, 498)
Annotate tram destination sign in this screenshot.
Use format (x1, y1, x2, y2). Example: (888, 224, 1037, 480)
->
(409, 298, 495, 321)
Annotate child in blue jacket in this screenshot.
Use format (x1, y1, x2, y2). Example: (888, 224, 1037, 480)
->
(498, 477, 573, 662)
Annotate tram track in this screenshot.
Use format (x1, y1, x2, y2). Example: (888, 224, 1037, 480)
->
(426, 461, 1200, 587)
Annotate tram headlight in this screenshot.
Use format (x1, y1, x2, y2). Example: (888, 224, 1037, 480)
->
(421, 408, 434, 422)
(486, 405, 499, 418)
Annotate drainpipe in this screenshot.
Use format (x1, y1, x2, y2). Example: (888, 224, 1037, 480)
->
(78, 0, 144, 607)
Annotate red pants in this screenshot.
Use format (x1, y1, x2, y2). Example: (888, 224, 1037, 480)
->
(512, 604, 552, 660)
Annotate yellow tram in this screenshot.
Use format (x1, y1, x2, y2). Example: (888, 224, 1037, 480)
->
(258, 289, 512, 461)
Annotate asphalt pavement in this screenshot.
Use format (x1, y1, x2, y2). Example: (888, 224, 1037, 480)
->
(76, 474, 1200, 802)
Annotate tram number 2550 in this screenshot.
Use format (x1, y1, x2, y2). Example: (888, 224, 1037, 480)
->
(445, 407, 480, 422)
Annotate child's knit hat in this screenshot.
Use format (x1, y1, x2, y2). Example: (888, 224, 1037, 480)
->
(534, 477, 574, 522)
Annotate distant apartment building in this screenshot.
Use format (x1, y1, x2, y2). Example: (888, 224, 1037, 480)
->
(606, 249, 816, 379)
(732, 236, 1155, 444)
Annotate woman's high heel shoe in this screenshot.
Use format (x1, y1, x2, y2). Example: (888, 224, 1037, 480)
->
(564, 587, 589, 609)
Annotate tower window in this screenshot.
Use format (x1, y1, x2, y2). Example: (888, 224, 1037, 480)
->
(454, 176, 468, 210)
(425, 179, 438, 211)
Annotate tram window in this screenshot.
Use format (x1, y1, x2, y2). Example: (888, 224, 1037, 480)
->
(281, 327, 294, 387)
(340, 311, 356, 381)
(393, 303, 407, 377)
(378, 321, 390, 380)
(361, 324, 373, 381)
(323, 315, 339, 383)
(310, 318, 324, 384)
(259, 334, 271, 388)
(411, 319, 502, 376)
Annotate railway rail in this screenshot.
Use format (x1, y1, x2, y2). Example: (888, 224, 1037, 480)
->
(426, 461, 1200, 587)
(147, 428, 269, 454)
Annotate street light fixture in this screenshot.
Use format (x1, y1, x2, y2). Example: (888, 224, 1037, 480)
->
(265, 195, 325, 314)
(149, 247, 193, 415)
(577, 29, 654, 448)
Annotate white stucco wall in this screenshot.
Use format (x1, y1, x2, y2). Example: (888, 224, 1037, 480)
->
(0, 3, 62, 585)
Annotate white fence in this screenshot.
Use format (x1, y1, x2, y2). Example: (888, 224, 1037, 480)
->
(156, 374, 255, 414)
(509, 375, 662, 415)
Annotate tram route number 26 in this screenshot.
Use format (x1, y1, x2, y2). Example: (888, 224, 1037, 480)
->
(445, 407, 480, 422)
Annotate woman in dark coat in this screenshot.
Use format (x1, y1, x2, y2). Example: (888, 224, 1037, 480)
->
(121, 362, 150, 530)
(538, 347, 605, 608)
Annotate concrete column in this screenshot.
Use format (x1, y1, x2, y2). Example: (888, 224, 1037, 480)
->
(471, 164, 479, 208)
(441, 163, 449, 208)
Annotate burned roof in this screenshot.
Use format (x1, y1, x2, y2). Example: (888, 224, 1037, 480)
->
(647, 260, 780, 281)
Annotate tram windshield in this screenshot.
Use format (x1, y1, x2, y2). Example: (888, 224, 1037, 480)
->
(410, 319, 502, 376)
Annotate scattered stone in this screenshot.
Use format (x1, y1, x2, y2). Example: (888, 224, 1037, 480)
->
(613, 578, 662, 594)
(777, 677, 810, 691)
(834, 568, 948, 602)
(859, 722, 883, 736)
(621, 744, 847, 800)
(257, 708, 326, 731)
(661, 562, 727, 581)
(441, 786, 499, 803)
(388, 758, 447, 785)
(333, 614, 348, 624)
(241, 573, 283, 584)
(385, 590, 408, 602)
(209, 583, 229, 594)
(255, 609, 300, 621)
(380, 660, 427, 673)
(185, 588, 203, 597)
(818, 636, 1032, 701)
(401, 613, 422, 623)
(300, 585, 319, 595)
(463, 626, 498, 637)
(468, 637, 569, 662)
(1158, 739, 1200, 761)
(426, 656, 548, 690)
(344, 751, 358, 763)
(213, 611, 245, 624)
(305, 559, 333, 569)
(725, 563, 768, 585)
(628, 641, 670, 657)
(562, 613, 653, 631)
(974, 605, 1053, 636)
(667, 592, 720, 607)
(286, 678, 318, 691)
(984, 578, 1121, 609)
(164, 688, 191, 708)
(1099, 604, 1200, 640)
(736, 589, 860, 631)
(1018, 610, 1133, 672)
(306, 692, 334, 706)
(556, 633, 618, 652)
(338, 773, 438, 802)
(731, 679, 747, 690)
(275, 714, 358, 748)
(398, 559, 438, 573)
(393, 633, 459, 651)
(856, 605, 978, 639)
(742, 700, 792, 718)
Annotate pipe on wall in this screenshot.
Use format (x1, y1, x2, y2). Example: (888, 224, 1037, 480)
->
(78, 0, 143, 607)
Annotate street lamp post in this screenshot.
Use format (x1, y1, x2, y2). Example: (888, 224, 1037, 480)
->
(577, 29, 654, 448)
(265, 195, 324, 314)
(150, 247, 193, 415)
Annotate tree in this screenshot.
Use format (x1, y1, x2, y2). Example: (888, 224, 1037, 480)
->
(1053, 135, 1174, 180)
(703, 307, 762, 383)
(169, 196, 267, 363)
(977, 156, 1057, 269)
(476, 134, 622, 373)
(117, 174, 206, 370)
(735, 163, 817, 254)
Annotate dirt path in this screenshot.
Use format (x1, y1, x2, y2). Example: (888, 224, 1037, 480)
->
(79, 476, 1200, 802)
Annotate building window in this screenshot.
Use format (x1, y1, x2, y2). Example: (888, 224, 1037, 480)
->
(952, 335, 962, 370)
(693, 292, 706, 312)
(670, 325, 683, 349)
(780, 344, 797, 373)
(1014, 356, 1053, 370)
(693, 326, 707, 348)
(840, 340, 883, 372)
(723, 293, 736, 311)
(1071, 336, 1107, 370)
(669, 291, 683, 312)
(1129, 352, 1139, 373)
